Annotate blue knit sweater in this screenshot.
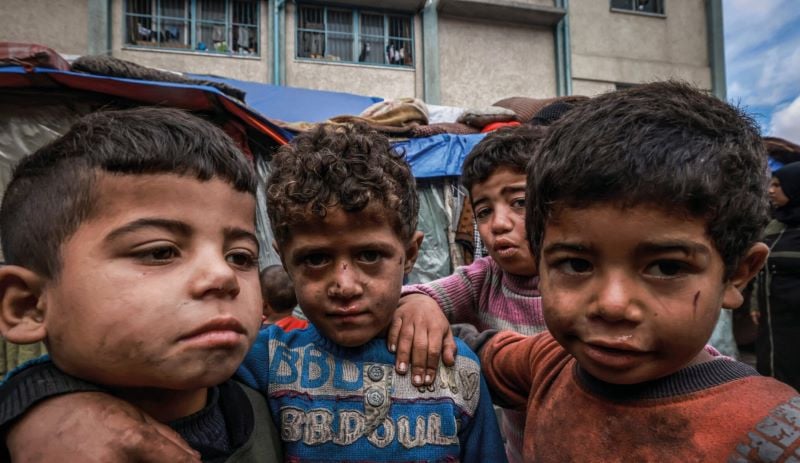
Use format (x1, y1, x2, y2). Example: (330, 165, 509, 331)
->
(236, 324, 507, 463)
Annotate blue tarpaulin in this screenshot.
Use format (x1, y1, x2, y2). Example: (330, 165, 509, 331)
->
(192, 74, 383, 123)
(396, 133, 486, 178)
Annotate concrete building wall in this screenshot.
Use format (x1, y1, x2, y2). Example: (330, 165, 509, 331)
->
(1, 0, 88, 55)
(283, 2, 421, 99)
(569, 0, 711, 93)
(110, 0, 270, 82)
(438, 15, 556, 107)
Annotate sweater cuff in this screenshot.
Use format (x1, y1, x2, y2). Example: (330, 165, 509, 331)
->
(0, 361, 106, 430)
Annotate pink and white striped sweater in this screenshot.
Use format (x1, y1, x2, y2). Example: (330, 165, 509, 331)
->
(402, 256, 544, 463)
(402, 256, 545, 336)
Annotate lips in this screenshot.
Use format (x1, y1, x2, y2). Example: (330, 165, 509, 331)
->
(582, 339, 649, 369)
(179, 317, 246, 343)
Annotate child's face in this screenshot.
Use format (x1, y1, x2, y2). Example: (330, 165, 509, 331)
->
(538, 203, 744, 384)
(42, 174, 263, 390)
(471, 167, 537, 276)
(278, 207, 421, 347)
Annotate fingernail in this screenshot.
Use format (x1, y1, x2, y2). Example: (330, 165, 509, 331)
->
(398, 362, 407, 373)
(413, 375, 422, 384)
(424, 374, 432, 384)
(390, 344, 396, 352)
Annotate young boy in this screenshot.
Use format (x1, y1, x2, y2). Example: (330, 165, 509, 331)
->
(480, 81, 800, 461)
(397, 125, 548, 462)
(0, 122, 506, 462)
(236, 122, 505, 462)
(0, 107, 282, 462)
(259, 264, 307, 330)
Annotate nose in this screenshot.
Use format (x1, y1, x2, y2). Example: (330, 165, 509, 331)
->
(328, 261, 363, 301)
(490, 206, 514, 235)
(190, 250, 240, 299)
(587, 270, 642, 323)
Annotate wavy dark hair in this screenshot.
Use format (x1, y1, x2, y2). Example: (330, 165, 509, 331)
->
(526, 81, 769, 277)
(461, 125, 548, 195)
(267, 122, 418, 246)
(0, 107, 256, 280)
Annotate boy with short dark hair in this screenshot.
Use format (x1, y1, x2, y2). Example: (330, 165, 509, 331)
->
(0, 107, 281, 462)
(259, 264, 307, 330)
(481, 81, 800, 461)
(235, 122, 505, 462)
(397, 125, 548, 462)
(0, 122, 506, 462)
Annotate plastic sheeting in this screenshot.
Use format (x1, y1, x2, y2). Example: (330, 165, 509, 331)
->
(396, 133, 486, 179)
(190, 74, 384, 123)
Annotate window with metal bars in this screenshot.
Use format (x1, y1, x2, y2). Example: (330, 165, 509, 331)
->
(297, 4, 413, 67)
(125, 0, 259, 55)
(610, 0, 664, 15)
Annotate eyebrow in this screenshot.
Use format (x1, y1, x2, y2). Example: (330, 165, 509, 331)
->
(105, 218, 192, 242)
(542, 240, 711, 258)
(472, 184, 527, 207)
(224, 227, 260, 250)
(634, 240, 711, 257)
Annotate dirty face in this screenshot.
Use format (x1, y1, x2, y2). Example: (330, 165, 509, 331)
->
(537, 203, 742, 384)
(278, 206, 421, 347)
(42, 174, 262, 391)
(471, 167, 537, 276)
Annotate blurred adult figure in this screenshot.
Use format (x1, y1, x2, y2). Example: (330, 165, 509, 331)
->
(752, 157, 800, 390)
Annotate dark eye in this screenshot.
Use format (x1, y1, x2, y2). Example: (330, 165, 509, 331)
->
(135, 246, 179, 264)
(358, 250, 382, 263)
(511, 197, 526, 209)
(303, 253, 329, 267)
(646, 260, 686, 278)
(475, 207, 492, 222)
(556, 258, 592, 274)
(226, 251, 257, 269)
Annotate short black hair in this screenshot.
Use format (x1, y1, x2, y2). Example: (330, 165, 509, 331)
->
(259, 265, 297, 313)
(527, 81, 768, 277)
(267, 122, 418, 246)
(0, 107, 257, 279)
(461, 125, 548, 196)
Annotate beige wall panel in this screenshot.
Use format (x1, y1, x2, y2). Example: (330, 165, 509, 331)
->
(110, 0, 270, 81)
(570, 0, 708, 66)
(571, 53, 711, 89)
(571, 78, 615, 96)
(439, 16, 556, 107)
(288, 61, 416, 99)
(512, 0, 557, 6)
(284, 2, 419, 99)
(1, 0, 88, 55)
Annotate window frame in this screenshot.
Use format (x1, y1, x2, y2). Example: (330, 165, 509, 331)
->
(124, 0, 261, 57)
(295, 3, 415, 68)
(609, 0, 665, 17)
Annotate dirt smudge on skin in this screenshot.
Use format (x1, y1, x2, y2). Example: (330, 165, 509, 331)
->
(693, 291, 700, 318)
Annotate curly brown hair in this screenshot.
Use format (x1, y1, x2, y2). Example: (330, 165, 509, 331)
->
(267, 123, 419, 246)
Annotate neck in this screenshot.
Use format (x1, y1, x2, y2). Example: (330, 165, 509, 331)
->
(266, 312, 291, 323)
(112, 386, 208, 422)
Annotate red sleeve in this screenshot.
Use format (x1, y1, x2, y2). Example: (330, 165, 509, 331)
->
(480, 331, 568, 410)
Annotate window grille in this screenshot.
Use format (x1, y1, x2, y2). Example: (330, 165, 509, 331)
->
(125, 0, 259, 55)
(610, 0, 664, 15)
(297, 4, 413, 67)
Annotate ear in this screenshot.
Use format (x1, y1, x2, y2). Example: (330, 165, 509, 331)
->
(722, 242, 769, 309)
(0, 266, 48, 344)
(402, 231, 424, 274)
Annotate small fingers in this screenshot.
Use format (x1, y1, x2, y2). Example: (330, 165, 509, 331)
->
(394, 322, 414, 376)
(387, 316, 403, 355)
(442, 330, 458, 367)
(410, 335, 430, 387)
